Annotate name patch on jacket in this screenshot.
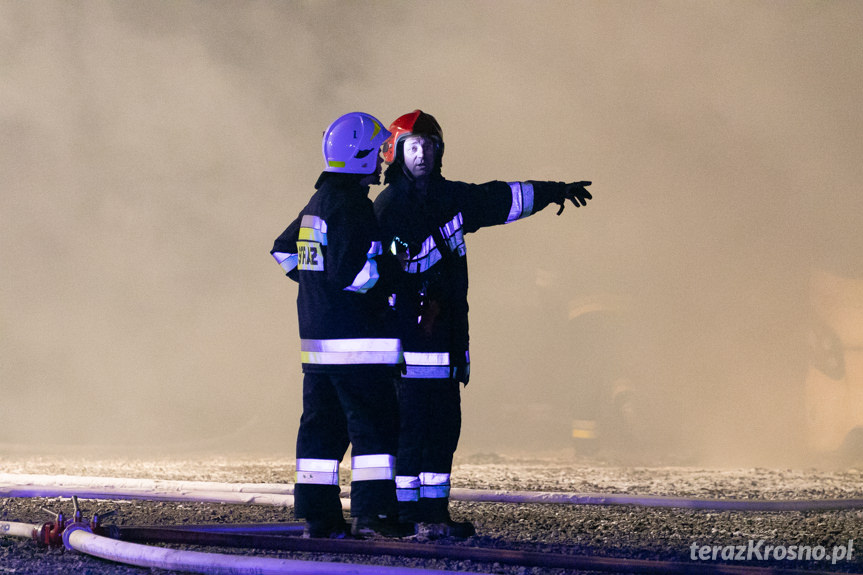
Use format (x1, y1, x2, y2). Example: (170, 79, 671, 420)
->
(297, 241, 323, 270)
(298, 215, 328, 271)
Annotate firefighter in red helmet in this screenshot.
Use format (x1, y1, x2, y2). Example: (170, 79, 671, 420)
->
(374, 110, 593, 538)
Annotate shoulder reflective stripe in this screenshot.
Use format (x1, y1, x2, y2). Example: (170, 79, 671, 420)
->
(506, 182, 535, 223)
(272, 251, 298, 274)
(404, 352, 450, 366)
(300, 338, 403, 365)
(299, 215, 328, 245)
(344, 241, 381, 293)
(419, 472, 451, 486)
(296, 458, 339, 485)
(351, 454, 395, 482)
(395, 475, 421, 489)
(439, 213, 466, 257)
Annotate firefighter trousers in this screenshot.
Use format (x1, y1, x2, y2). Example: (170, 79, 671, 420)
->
(395, 377, 462, 523)
(294, 370, 399, 524)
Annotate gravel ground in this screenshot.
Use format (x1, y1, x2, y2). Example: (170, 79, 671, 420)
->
(3, 449, 863, 574)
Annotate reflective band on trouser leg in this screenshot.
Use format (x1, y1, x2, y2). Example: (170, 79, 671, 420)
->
(403, 351, 450, 379)
(351, 454, 395, 482)
(296, 458, 339, 485)
(301, 338, 403, 366)
(419, 472, 451, 499)
(506, 182, 535, 223)
(395, 475, 420, 502)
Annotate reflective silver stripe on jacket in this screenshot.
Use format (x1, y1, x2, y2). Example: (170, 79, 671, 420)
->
(403, 351, 450, 379)
(506, 182, 535, 223)
(403, 235, 442, 274)
(403, 351, 471, 380)
(439, 212, 466, 257)
(351, 454, 395, 482)
(272, 251, 298, 274)
(344, 241, 381, 294)
(402, 213, 467, 275)
(301, 338, 403, 365)
(299, 215, 328, 244)
(419, 472, 451, 499)
(396, 475, 420, 502)
(295, 458, 339, 485)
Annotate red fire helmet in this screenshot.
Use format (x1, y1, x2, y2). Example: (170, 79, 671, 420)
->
(381, 109, 444, 165)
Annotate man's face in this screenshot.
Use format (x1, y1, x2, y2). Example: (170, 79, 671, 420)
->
(402, 135, 436, 179)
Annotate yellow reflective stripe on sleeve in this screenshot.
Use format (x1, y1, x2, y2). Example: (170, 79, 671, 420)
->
(299, 215, 328, 245)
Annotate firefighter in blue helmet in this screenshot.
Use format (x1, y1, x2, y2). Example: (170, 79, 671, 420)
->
(374, 110, 593, 538)
(270, 112, 411, 539)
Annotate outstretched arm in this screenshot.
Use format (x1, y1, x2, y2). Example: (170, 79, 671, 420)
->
(460, 179, 594, 233)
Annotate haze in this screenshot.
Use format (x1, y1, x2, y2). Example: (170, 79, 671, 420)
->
(2, 1, 862, 466)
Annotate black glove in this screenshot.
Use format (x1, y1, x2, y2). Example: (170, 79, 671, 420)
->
(556, 181, 592, 215)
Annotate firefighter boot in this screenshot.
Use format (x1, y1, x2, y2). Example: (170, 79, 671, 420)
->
(351, 515, 415, 539)
(415, 497, 475, 540)
(302, 516, 350, 539)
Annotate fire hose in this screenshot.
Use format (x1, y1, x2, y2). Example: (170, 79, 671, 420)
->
(3, 474, 863, 574)
(5, 472, 863, 511)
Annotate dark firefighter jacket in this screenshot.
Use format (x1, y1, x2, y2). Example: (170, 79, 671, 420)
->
(271, 173, 402, 374)
(373, 170, 564, 384)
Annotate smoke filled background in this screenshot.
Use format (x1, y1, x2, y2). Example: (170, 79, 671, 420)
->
(2, 1, 862, 465)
